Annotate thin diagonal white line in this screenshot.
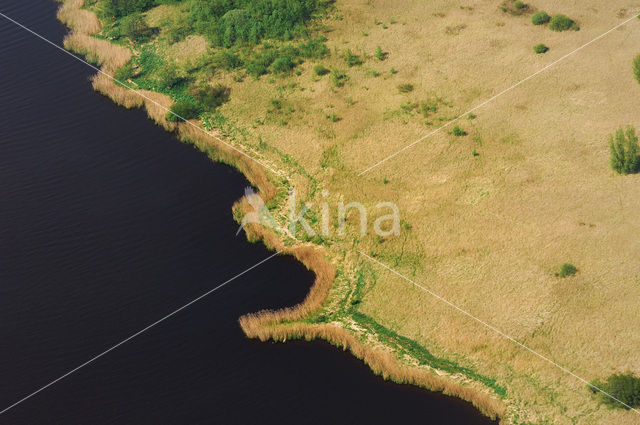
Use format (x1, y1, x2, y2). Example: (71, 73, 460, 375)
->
(0, 12, 282, 177)
(359, 13, 640, 176)
(0, 251, 280, 416)
(358, 250, 640, 414)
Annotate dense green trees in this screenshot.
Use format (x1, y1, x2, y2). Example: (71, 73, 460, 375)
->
(102, 0, 156, 18)
(609, 126, 640, 175)
(188, 0, 330, 47)
(119, 13, 153, 41)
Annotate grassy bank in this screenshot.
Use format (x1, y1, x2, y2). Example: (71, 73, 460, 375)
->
(57, 1, 640, 424)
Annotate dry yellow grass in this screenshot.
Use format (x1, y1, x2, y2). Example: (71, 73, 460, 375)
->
(59, 0, 640, 423)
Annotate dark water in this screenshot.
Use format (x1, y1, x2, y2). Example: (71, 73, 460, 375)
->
(0, 2, 496, 424)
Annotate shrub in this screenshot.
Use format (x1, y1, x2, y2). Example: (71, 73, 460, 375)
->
(156, 61, 182, 89)
(298, 37, 329, 59)
(397, 83, 414, 93)
(633, 54, 640, 84)
(452, 126, 467, 136)
(331, 69, 348, 87)
(160, 13, 191, 44)
(556, 263, 578, 278)
(113, 61, 135, 82)
(366, 68, 381, 77)
(590, 373, 640, 409)
(313, 64, 330, 76)
(534, 43, 549, 54)
(375, 45, 386, 61)
(344, 49, 363, 67)
(420, 101, 437, 116)
(211, 50, 242, 71)
(245, 61, 268, 78)
(513, 1, 526, 10)
(326, 112, 341, 122)
(609, 126, 640, 174)
(271, 56, 295, 74)
(549, 14, 579, 31)
(531, 11, 550, 25)
(190, 83, 230, 109)
(166, 101, 201, 122)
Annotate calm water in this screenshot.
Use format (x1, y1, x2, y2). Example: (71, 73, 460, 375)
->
(0, 1, 496, 424)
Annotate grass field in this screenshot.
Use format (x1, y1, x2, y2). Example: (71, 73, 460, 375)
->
(61, 1, 640, 423)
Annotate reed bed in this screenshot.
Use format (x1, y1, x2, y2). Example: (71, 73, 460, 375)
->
(239, 320, 505, 420)
(57, 1, 505, 421)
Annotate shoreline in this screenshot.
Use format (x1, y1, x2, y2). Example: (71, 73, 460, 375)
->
(56, 1, 505, 421)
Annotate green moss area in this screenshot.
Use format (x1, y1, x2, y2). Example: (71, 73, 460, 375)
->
(88, 0, 506, 404)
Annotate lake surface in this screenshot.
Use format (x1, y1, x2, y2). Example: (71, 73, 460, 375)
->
(0, 1, 497, 424)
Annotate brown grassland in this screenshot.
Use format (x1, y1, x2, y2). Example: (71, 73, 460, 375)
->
(58, 0, 640, 423)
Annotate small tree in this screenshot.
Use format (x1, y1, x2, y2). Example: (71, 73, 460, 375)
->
(166, 101, 200, 122)
(119, 13, 152, 42)
(375, 46, 386, 61)
(590, 373, 640, 409)
(609, 126, 640, 175)
(190, 83, 230, 109)
(633, 54, 640, 84)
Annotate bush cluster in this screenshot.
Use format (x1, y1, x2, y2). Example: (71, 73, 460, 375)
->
(188, 0, 331, 48)
(609, 126, 640, 175)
